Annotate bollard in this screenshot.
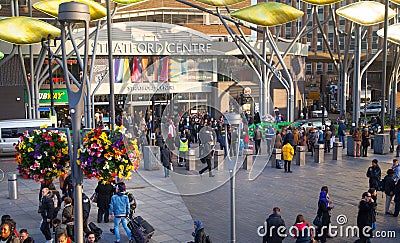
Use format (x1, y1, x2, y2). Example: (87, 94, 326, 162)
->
(295, 146, 306, 166)
(346, 135, 354, 156)
(143, 146, 160, 170)
(243, 149, 254, 170)
(333, 142, 342, 160)
(314, 144, 325, 163)
(187, 149, 196, 171)
(213, 149, 224, 170)
(271, 148, 282, 169)
(8, 173, 18, 200)
(373, 134, 390, 154)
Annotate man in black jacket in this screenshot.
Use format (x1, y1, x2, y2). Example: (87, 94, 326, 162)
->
(263, 207, 286, 243)
(384, 169, 396, 215)
(392, 178, 400, 217)
(366, 159, 381, 189)
(40, 187, 55, 243)
(357, 192, 375, 242)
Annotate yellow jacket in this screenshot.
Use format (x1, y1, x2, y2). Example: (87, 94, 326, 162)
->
(282, 143, 294, 161)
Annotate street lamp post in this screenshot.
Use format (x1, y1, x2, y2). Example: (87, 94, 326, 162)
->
(58, 2, 90, 242)
(224, 112, 242, 243)
(381, 0, 389, 132)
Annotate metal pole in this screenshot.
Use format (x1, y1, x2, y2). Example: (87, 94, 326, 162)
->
(106, 0, 116, 129)
(381, 0, 389, 132)
(58, 2, 90, 242)
(352, 25, 361, 127)
(48, 37, 55, 127)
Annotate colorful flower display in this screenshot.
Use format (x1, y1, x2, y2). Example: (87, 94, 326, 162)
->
(14, 126, 70, 183)
(78, 126, 140, 184)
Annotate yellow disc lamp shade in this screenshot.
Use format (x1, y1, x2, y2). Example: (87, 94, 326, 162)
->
(230, 2, 304, 27)
(377, 23, 400, 45)
(0, 16, 60, 45)
(336, 1, 396, 26)
(193, 0, 246, 6)
(33, 0, 107, 21)
(301, 0, 343, 6)
(112, 0, 146, 4)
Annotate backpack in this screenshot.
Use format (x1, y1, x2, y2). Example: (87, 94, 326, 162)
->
(377, 178, 386, 192)
(126, 192, 137, 213)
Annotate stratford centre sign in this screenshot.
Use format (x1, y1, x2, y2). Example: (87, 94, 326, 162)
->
(91, 41, 213, 55)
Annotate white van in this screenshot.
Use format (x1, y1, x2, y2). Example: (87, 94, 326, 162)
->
(0, 119, 54, 154)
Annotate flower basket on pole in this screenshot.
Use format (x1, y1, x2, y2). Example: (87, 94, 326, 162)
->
(78, 126, 140, 184)
(14, 126, 70, 184)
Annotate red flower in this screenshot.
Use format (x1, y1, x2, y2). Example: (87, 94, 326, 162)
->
(50, 142, 54, 147)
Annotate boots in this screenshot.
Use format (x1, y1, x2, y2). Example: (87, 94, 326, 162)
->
(209, 171, 215, 177)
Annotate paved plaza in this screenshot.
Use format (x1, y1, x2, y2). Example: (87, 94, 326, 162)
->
(1, 144, 400, 242)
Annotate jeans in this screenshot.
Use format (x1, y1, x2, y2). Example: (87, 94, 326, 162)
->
(40, 219, 52, 240)
(339, 135, 345, 148)
(114, 216, 131, 242)
(390, 140, 395, 152)
(164, 166, 170, 177)
(396, 145, 400, 157)
(385, 195, 393, 213)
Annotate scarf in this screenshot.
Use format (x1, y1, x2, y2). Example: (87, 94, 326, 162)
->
(193, 220, 204, 236)
(319, 190, 329, 208)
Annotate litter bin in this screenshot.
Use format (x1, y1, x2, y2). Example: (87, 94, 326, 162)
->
(8, 173, 18, 200)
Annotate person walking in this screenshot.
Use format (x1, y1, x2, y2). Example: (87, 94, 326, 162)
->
(254, 125, 263, 155)
(0, 221, 20, 243)
(199, 134, 215, 177)
(263, 207, 286, 243)
(361, 128, 370, 157)
(95, 181, 114, 223)
(392, 175, 400, 217)
(282, 142, 294, 173)
(109, 184, 133, 243)
(40, 187, 55, 243)
(366, 159, 381, 190)
(189, 220, 208, 243)
(292, 214, 313, 243)
(82, 192, 91, 234)
(383, 169, 396, 215)
(356, 192, 375, 243)
(352, 128, 362, 157)
(324, 127, 332, 153)
(338, 120, 346, 149)
(161, 143, 172, 178)
(315, 186, 333, 243)
(392, 159, 400, 182)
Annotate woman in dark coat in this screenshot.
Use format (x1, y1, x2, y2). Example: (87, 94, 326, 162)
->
(361, 129, 370, 157)
(94, 181, 114, 223)
(315, 188, 333, 243)
(189, 220, 207, 243)
(357, 192, 375, 242)
(161, 144, 172, 178)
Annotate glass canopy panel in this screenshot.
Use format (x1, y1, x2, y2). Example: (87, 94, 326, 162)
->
(301, 0, 343, 6)
(377, 23, 400, 45)
(193, 0, 246, 6)
(33, 0, 107, 21)
(336, 1, 396, 26)
(230, 2, 304, 27)
(112, 0, 146, 4)
(0, 16, 61, 45)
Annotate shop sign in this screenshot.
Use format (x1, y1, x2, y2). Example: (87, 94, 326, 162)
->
(39, 89, 69, 104)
